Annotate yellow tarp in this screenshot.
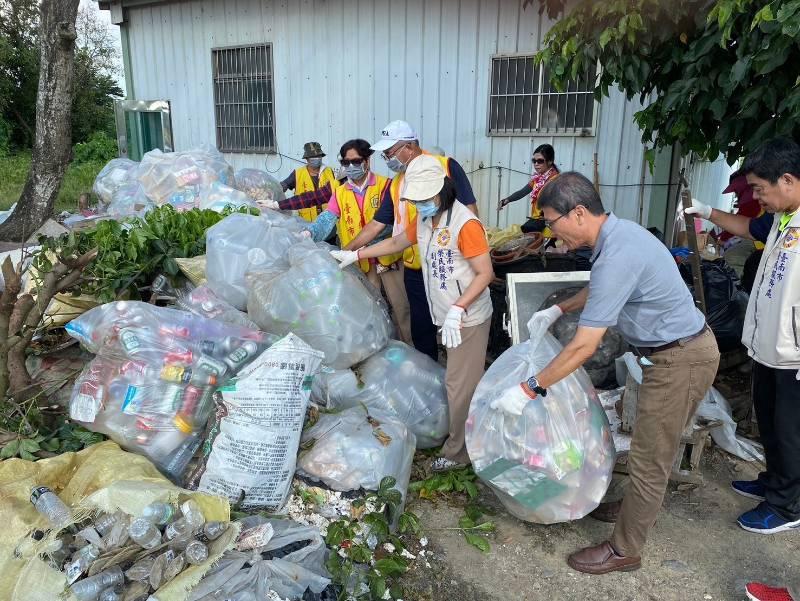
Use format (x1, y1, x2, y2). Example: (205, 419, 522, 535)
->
(0, 441, 235, 601)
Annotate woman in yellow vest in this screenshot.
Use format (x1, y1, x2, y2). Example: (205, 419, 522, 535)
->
(302, 139, 412, 344)
(280, 141, 337, 222)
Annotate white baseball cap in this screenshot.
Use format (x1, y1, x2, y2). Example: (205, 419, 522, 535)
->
(370, 120, 418, 152)
(401, 155, 446, 200)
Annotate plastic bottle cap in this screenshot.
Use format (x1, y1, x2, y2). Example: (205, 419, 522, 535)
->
(173, 414, 193, 434)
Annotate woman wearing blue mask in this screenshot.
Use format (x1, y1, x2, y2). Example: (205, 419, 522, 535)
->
(330, 154, 494, 472)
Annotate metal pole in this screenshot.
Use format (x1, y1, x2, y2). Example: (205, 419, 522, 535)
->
(680, 177, 707, 315)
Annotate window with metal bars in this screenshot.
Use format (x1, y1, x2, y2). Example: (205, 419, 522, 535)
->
(488, 55, 597, 136)
(212, 44, 276, 153)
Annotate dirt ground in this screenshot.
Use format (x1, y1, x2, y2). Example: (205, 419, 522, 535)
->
(401, 448, 799, 601)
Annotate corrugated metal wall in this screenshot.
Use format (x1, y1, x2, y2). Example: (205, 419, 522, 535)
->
(122, 0, 666, 224)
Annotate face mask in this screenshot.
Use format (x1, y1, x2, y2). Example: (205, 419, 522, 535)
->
(415, 199, 439, 218)
(386, 155, 406, 173)
(308, 157, 323, 168)
(345, 163, 366, 181)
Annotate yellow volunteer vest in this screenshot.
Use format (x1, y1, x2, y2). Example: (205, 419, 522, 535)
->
(392, 154, 452, 270)
(295, 165, 336, 222)
(338, 175, 403, 273)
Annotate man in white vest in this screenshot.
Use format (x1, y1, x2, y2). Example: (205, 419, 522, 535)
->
(729, 136, 800, 536)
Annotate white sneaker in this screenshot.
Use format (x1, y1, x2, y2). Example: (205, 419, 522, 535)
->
(431, 457, 468, 472)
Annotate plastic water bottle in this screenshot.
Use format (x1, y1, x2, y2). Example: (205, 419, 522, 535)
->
(164, 517, 192, 541)
(184, 540, 208, 564)
(92, 513, 118, 536)
(128, 517, 162, 549)
(142, 502, 177, 525)
(69, 565, 124, 601)
(124, 556, 154, 582)
(99, 586, 122, 601)
(30, 486, 71, 530)
(65, 544, 100, 584)
(197, 521, 227, 542)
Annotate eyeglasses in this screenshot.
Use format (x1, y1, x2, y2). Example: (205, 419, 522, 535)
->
(544, 207, 575, 229)
(340, 158, 366, 166)
(532, 158, 546, 165)
(381, 142, 408, 162)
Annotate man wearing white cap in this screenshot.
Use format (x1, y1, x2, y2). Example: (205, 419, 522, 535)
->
(330, 155, 494, 471)
(346, 120, 479, 362)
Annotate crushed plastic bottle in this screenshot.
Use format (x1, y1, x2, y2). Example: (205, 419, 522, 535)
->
(142, 501, 177, 525)
(65, 544, 100, 584)
(98, 586, 122, 601)
(30, 486, 72, 530)
(184, 539, 209, 564)
(128, 517, 161, 549)
(149, 549, 175, 589)
(162, 552, 186, 583)
(125, 555, 155, 582)
(92, 513, 117, 537)
(69, 565, 124, 601)
(197, 521, 227, 543)
(180, 499, 206, 528)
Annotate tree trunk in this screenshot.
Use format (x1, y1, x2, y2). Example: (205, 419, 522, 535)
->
(0, 0, 80, 242)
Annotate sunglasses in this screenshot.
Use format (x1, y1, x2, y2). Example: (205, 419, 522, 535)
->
(532, 158, 546, 165)
(340, 158, 366, 166)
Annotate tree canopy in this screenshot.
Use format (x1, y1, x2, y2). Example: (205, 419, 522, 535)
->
(530, 0, 800, 164)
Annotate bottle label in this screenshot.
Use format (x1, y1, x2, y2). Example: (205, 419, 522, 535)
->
(70, 392, 101, 423)
(65, 559, 84, 584)
(121, 386, 145, 415)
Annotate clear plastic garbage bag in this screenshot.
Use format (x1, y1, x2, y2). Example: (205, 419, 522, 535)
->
(296, 406, 416, 499)
(311, 340, 449, 448)
(176, 284, 260, 331)
(65, 301, 274, 479)
(105, 181, 154, 219)
(93, 158, 140, 205)
(233, 168, 286, 205)
(465, 315, 616, 524)
(247, 247, 393, 369)
(205, 212, 309, 310)
(197, 181, 256, 212)
(137, 147, 234, 206)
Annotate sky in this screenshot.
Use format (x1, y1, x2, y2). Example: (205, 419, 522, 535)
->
(80, 0, 126, 93)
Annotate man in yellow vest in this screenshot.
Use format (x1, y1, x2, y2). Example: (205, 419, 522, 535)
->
(347, 120, 480, 362)
(280, 141, 337, 222)
(286, 139, 412, 344)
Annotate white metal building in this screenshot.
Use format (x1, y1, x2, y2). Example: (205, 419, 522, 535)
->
(100, 0, 734, 235)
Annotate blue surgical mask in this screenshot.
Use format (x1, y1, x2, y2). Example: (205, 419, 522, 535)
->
(386, 155, 406, 173)
(308, 157, 323, 168)
(415, 199, 439, 218)
(345, 163, 366, 181)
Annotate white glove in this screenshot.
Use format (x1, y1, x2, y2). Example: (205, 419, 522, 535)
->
(526, 304, 563, 339)
(259, 199, 281, 210)
(440, 305, 465, 349)
(490, 383, 535, 416)
(329, 249, 360, 269)
(684, 199, 712, 220)
(299, 230, 312, 239)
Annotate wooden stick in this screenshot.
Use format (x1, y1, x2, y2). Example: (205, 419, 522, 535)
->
(681, 185, 707, 315)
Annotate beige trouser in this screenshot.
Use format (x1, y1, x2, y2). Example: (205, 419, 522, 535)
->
(365, 264, 412, 345)
(440, 318, 492, 464)
(611, 328, 720, 557)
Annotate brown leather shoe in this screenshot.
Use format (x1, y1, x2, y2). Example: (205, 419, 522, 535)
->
(589, 500, 622, 523)
(567, 541, 641, 574)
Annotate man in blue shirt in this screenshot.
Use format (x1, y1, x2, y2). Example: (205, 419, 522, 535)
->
(492, 172, 720, 575)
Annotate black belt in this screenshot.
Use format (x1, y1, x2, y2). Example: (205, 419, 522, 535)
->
(632, 325, 711, 357)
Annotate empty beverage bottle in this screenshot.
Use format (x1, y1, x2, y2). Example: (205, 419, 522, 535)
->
(69, 565, 124, 601)
(142, 501, 177, 525)
(197, 521, 227, 543)
(66, 544, 100, 584)
(180, 499, 205, 528)
(162, 552, 186, 583)
(184, 540, 208, 564)
(30, 486, 71, 530)
(125, 556, 155, 582)
(128, 517, 161, 549)
(92, 513, 118, 537)
(99, 586, 122, 601)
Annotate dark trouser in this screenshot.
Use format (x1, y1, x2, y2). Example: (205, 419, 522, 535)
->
(521, 218, 546, 233)
(403, 267, 438, 362)
(752, 361, 800, 521)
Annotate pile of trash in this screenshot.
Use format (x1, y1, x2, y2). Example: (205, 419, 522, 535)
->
(90, 147, 286, 218)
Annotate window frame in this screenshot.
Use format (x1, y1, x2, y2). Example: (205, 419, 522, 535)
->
(486, 52, 599, 138)
(211, 42, 277, 154)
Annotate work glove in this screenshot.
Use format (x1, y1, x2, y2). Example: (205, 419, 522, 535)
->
(526, 305, 563, 340)
(498, 197, 511, 210)
(299, 230, 312, 239)
(684, 199, 712, 220)
(490, 383, 536, 416)
(440, 305, 465, 349)
(329, 249, 360, 270)
(259, 199, 281, 210)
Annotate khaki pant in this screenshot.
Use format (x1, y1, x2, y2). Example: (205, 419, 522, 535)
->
(611, 328, 719, 557)
(440, 318, 491, 464)
(366, 264, 412, 345)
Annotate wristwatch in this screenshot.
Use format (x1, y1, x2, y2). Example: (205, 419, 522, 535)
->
(526, 375, 547, 397)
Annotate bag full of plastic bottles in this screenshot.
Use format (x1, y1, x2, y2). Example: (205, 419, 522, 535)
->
(93, 158, 140, 205)
(205, 212, 310, 310)
(65, 301, 274, 480)
(197, 181, 255, 212)
(197, 334, 323, 511)
(136, 146, 235, 206)
(465, 314, 616, 524)
(296, 406, 416, 499)
(248, 246, 393, 369)
(311, 340, 449, 448)
(105, 181, 155, 219)
(233, 168, 286, 206)
(175, 284, 260, 331)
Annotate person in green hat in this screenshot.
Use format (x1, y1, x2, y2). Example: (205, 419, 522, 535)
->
(281, 142, 337, 222)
